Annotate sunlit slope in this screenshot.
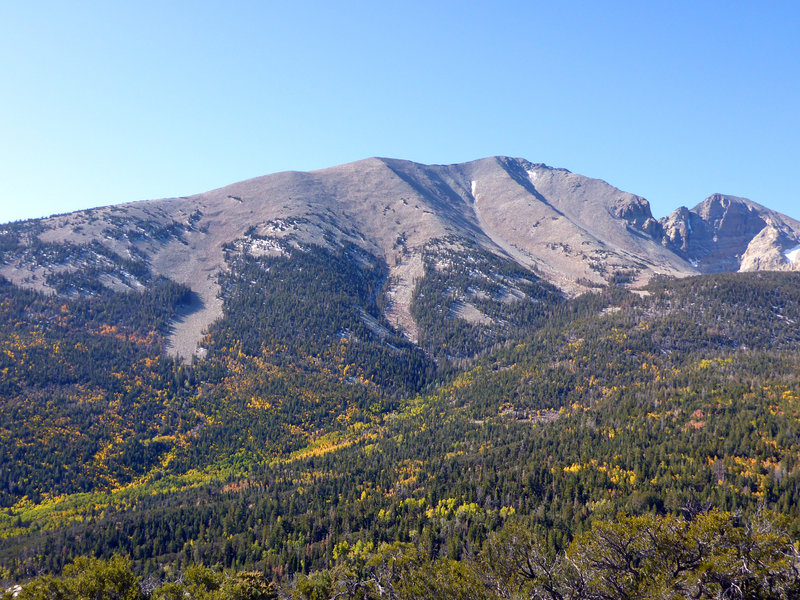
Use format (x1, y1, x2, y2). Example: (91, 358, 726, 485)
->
(3, 272, 800, 577)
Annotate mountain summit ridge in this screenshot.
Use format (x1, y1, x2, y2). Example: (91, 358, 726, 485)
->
(1, 156, 798, 360)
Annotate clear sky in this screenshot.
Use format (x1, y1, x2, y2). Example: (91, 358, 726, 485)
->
(1, 1, 798, 224)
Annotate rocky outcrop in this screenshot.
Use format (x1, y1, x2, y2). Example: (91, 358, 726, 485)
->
(660, 206, 707, 257)
(611, 194, 663, 238)
(740, 226, 798, 272)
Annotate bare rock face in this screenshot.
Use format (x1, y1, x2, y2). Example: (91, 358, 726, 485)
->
(1, 157, 797, 359)
(740, 226, 799, 272)
(660, 194, 800, 273)
(611, 194, 663, 238)
(693, 195, 767, 271)
(660, 206, 707, 256)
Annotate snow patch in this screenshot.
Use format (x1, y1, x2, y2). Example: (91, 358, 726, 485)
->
(471, 180, 478, 198)
(785, 245, 800, 263)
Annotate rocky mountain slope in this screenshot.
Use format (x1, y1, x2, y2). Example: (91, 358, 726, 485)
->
(660, 194, 800, 272)
(1, 156, 798, 361)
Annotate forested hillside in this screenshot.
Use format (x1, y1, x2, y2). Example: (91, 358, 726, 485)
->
(2, 224, 800, 600)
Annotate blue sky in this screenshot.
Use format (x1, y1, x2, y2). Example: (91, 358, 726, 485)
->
(1, 1, 798, 224)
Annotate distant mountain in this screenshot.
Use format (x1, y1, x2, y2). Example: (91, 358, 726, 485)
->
(660, 193, 800, 272)
(0, 157, 798, 363)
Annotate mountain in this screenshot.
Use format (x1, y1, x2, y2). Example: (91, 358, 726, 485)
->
(2, 157, 797, 363)
(3, 157, 800, 591)
(660, 193, 800, 272)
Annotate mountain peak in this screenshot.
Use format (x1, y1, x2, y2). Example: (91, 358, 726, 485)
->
(660, 193, 800, 272)
(693, 193, 765, 218)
